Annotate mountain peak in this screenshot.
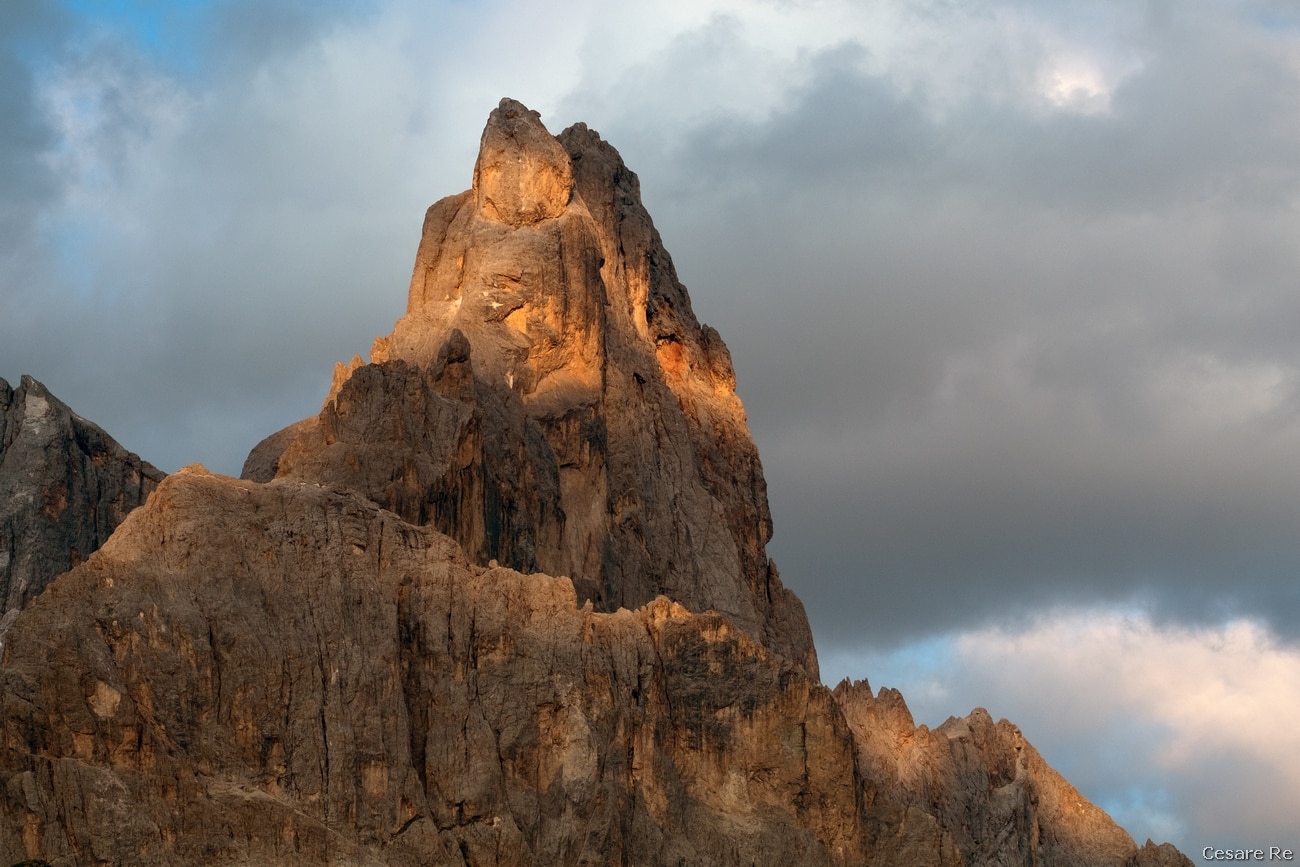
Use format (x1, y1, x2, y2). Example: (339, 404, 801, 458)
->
(249, 98, 819, 672)
(472, 98, 574, 226)
(0, 99, 1193, 867)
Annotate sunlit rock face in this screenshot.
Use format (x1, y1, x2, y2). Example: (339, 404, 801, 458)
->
(473, 97, 574, 226)
(248, 98, 817, 674)
(833, 679, 1194, 867)
(0, 375, 163, 641)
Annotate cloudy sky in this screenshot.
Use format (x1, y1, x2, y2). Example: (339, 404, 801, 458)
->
(2, 1, 1297, 860)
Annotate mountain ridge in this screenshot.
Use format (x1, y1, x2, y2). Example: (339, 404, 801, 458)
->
(0, 98, 1191, 867)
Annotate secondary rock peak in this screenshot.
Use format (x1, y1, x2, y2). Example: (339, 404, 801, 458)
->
(472, 98, 573, 225)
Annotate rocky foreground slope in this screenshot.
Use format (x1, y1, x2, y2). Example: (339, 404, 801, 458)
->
(0, 100, 1190, 866)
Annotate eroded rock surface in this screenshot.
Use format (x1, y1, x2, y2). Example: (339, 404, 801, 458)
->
(0, 469, 863, 866)
(833, 680, 1194, 867)
(1, 99, 1194, 867)
(246, 98, 816, 674)
(0, 469, 1193, 866)
(0, 376, 164, 642)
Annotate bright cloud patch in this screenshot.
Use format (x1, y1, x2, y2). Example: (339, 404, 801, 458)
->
(1038, 55, 1114, 113)
(1151, 355, 1297, 433)
(826, 609, 1300, 858)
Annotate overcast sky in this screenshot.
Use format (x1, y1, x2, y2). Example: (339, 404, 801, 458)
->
(2, 1, 1297, 861)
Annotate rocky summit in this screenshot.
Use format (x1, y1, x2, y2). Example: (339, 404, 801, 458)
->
(0, 99, 1191, 866)
(244, 98, 816, 674)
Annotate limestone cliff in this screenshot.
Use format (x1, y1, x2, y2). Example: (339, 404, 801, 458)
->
(0, 470, 1191, 867)
(0, 468, 864, 865)
(244, 98, 816, 674)
(0, 375, 164, 642)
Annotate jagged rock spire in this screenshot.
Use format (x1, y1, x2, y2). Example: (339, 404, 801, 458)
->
(245, 98, 817, 672)
(473, 98, 574, 225)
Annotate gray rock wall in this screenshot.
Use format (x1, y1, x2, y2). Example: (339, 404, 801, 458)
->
(0, 375, 164, 642)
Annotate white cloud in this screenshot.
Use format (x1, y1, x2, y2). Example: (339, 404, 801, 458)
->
(1036, 52, 1121, 113)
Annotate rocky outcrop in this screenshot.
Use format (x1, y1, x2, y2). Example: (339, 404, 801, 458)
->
(833, 680, 1194, 867)
(0, 472, 1192, 867)
(245, 98, 816, 675)
(0, 375, 164, 641)
(0, 468, 864, 866)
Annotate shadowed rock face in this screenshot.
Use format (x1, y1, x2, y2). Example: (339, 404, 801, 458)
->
(0, 375, 164, 641)
(246, 98, 817, 675)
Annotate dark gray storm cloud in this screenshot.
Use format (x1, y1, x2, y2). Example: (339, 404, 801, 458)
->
(0, 2, 68, 274)
(569, 8, 1300, 649)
